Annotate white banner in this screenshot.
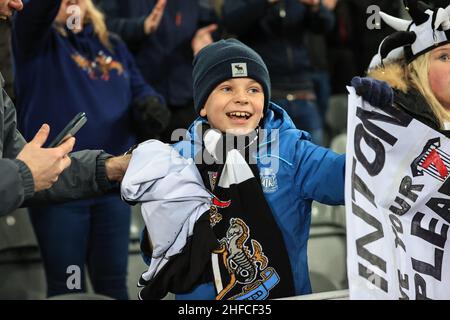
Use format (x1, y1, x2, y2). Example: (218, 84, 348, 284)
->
(345, 87, 450, 299)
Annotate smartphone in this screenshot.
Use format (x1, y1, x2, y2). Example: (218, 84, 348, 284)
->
(47, 112, 88, 148)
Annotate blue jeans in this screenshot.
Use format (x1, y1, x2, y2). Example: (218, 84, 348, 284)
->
(29, 194, 131, 300)
(274, 98, 324, 145)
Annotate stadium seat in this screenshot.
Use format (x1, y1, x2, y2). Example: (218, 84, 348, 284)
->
(326, 94, 348, 137)
(308, 202, 348, 293)
(0, 208, 46, 299)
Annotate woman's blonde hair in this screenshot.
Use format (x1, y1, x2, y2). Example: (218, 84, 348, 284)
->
(55, 0, 111, 49)
(368, 52, 450, 128)
(84, 0, 111, 49)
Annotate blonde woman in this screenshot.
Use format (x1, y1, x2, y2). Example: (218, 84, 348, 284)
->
(12, 0, 169, 299)
(352, 1, 450, 136)
(353, 47, 450, 135)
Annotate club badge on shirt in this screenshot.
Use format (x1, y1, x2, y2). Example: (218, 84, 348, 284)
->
(260, 168, 278, 193)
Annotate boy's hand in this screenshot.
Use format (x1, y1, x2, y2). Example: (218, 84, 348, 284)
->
(105, 154, 131, 182)
(192, 24, 218, 56)
(144, 0, 166, 35)
(17, 124, 74, 192)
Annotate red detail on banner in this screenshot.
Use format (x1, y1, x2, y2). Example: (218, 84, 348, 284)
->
(422, 149, 449, 178)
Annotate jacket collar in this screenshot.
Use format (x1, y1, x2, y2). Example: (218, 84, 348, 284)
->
(394, 88, 450, 137)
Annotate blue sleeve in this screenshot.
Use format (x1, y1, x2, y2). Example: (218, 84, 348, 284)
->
(12, 0, 62, 60)
(222, 0, 271, 35)
(304, 4, 335, 33)
(294, 140, 345, 205)
(98, 0, 147, 45)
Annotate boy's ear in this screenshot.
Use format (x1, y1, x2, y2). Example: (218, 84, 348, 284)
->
(200, 108, 207, 117)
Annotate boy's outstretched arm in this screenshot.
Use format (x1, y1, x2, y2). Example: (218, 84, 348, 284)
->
(294, 140, 345, 205)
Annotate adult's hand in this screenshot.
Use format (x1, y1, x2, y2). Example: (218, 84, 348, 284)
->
(144, 0, 166, 35)
(191, 24, 218, 56)
(17, 124, 75, 192)
(322, 0, 338, 10)
(300, 0, 320, 5)
(105, 154, 131, 182)
(0, 0, 23, 19)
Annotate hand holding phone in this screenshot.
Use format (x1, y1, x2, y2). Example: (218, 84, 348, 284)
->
(47, 112, 88, 148)
(16, 124, 75, 192)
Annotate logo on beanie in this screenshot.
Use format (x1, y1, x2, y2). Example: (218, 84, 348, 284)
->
(231, 63, 248, 77)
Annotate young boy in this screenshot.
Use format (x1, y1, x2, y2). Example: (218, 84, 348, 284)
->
(123, 39, 345, 300)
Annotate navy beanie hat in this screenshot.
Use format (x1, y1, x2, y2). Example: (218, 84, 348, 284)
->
(192, 39, 271, 115)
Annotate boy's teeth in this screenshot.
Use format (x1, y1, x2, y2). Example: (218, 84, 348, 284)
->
(229, 112, 250, 117)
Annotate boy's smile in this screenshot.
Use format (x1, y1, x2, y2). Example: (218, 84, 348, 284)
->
(226, 111, 253, 127)
(200, 78, 264, 135)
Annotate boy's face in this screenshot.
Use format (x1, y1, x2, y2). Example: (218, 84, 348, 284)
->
(200, 78, 264, 135)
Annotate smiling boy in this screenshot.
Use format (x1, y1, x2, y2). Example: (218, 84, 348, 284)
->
(130, 39, 346, 300)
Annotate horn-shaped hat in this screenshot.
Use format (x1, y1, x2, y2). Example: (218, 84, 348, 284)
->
(369, 0, 450, 69)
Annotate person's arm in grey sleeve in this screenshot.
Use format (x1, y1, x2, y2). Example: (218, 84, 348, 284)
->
(0, 151, 116, 216)
(1, 82, 121, 214)
(0, 158, 34, 216)
(23, 150, 117, 206)
(0, 84, 33, 216)
(2, 85, 25, 159)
